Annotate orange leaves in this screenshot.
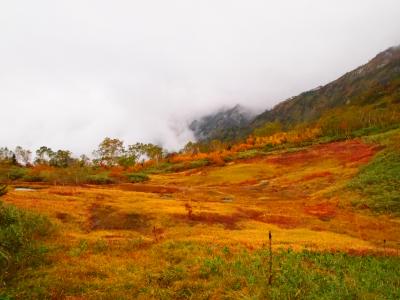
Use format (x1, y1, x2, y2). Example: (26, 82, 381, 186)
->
(108, 166, 125, 180)
(254, 127, 321, 147)
(166, 125, 322, 169)
(208, 152, 225, 166)
(170, 152, 208, 163)
(246, 136, 255, 145)
(230, 136, 256, 152)
(231, 143, 253, 152)
(169, 151, 225, 166)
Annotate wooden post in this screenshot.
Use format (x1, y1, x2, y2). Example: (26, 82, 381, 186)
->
(383, 239, 386, 256)
(153, 226, 158, 242)
(269, 231, 272, 285)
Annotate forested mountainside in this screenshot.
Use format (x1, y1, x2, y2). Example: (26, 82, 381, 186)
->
(191, 46, 400, 142)
(252, 46, 400, 128)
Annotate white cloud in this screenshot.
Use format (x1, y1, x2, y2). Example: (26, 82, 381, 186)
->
(0, 0, 399, 154)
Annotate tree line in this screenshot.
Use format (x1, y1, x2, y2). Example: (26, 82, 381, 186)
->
(0, 138, 164, 169)
(1, 102, 400, 186)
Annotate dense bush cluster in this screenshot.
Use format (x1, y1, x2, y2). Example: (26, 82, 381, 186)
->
(0, 202, 53, 285)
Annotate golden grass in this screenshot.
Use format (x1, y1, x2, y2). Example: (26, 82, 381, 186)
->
(2, 139, 399, 298)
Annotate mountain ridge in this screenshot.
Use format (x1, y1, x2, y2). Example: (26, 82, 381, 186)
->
(251, 45, 400, 128)
(189, 45, 400, 142)
(189, 104, 254, 141)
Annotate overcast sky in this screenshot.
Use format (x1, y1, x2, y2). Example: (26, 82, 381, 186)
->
(1, 0, 399, 154)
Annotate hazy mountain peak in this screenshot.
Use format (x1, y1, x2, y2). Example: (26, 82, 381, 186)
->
(189, 104, 255, 141)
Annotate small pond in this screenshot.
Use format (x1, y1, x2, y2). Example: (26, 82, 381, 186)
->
(14, 187, 38, 192)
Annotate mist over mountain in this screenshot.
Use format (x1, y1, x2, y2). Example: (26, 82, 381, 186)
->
(1, 1, 400, 154)
(189, 105, 255, 141)
(189, 45, 400, 142)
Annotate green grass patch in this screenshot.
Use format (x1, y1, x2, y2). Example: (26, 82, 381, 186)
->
(87, 173, 115, 185)
(143, 160, 209, 174)
(362, 127, 400, 146)
(0, 202, 54, 295)
(126, 172, 150, 183)
(352, 124, 400, 138)
(138, 243, 400, 299)
(348, 150, 400, 214)
(143, 162, 174, 174)
(348, 128, 400, 214)
(230, 149, 266, 160)
(189, 159, 209, 169)
(165, 245, 399, 299)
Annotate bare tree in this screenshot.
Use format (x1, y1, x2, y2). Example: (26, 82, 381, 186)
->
(15, 146, 32, 166)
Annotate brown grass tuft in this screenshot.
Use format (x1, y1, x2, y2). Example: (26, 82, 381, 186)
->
(88, 204, 152, 231)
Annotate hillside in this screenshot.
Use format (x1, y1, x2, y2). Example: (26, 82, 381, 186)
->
(252, 45, 400, 128)
(2, 129, 400, 299)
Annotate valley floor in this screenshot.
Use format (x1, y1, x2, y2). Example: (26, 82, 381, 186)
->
(2, 139, 400, 299)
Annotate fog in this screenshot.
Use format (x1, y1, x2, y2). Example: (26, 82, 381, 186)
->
(1, 0, 399, 154)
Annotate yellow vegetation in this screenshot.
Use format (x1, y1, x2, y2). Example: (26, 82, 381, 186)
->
(2, 139, 399, 298)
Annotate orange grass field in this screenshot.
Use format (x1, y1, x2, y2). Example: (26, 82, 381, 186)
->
(3, 139, 400, 298)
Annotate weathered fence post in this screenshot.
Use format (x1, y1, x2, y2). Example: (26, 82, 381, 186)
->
(383, 239, 386, 256)
(269, 231, 273, 285)
(153, 226, 158, 242)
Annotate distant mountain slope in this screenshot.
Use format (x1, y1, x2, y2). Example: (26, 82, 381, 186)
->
(190, 46, 400, 142)
(189, 104, 254, 141)
(252, 45, 400, 128)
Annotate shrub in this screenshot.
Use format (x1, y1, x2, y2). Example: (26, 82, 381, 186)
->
(235, 149, 264, 160)
(189, 159, 209, 169)
(143, 162, 173, 174)
(0, 203, 53, 284)
(127, 172, 149, 183)
(22, 173, 46, 182)
(8, 167, 27, 181)
(166, 163, 187, 173)
(0, 185, 7, 197)
(87, 173, 114, 185)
